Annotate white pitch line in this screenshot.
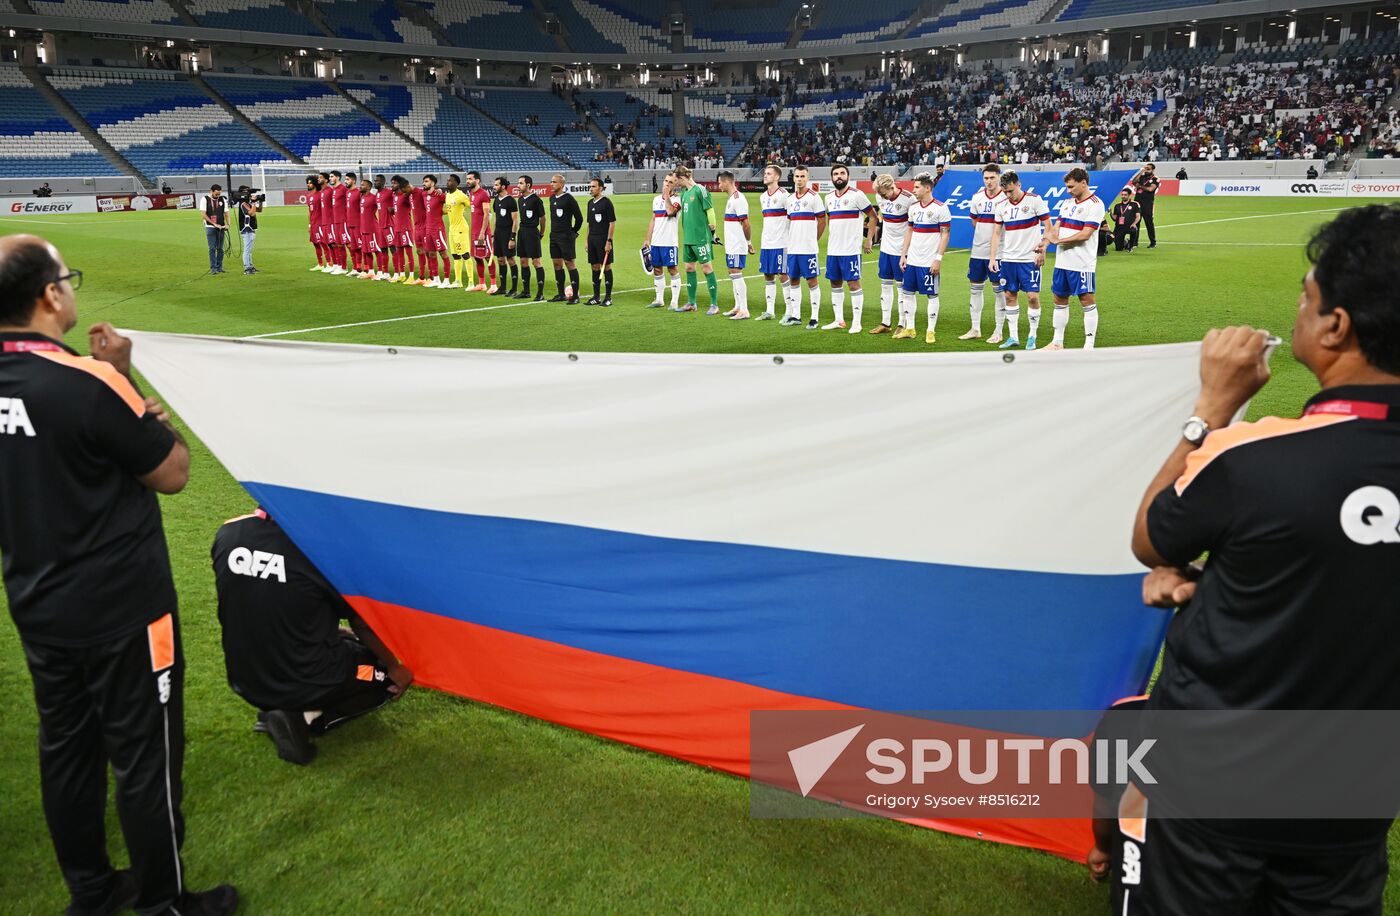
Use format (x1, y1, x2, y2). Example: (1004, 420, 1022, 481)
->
(1156, 206, 1351, 229)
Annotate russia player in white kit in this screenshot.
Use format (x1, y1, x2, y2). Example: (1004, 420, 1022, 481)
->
(987, 170, 1050, 350)
(756, 164, 789, 321)
(1048, 167, 1106, 350)
(963, 163, 1010, 342)
(870, 174, 913, 335)
(717, 170, 754, 320)
(896, 172, 951, 343)
(822, 163, 877, 332)
(782, 165, 827, 328)
(645, 172, 681, 309)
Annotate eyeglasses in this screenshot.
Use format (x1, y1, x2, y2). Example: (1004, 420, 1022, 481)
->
(54, 270, 82, 291)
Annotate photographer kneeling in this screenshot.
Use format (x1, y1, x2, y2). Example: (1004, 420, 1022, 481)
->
(201, 184, 228, 274)
(236, 185, 264, 275)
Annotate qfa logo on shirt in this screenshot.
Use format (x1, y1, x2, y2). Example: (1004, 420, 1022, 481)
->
(0, 397, 35, 436)
(227, 547, 287, 582)
(1341, 486, 1400, 545)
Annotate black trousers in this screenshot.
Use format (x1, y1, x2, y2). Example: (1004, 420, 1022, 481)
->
(1138, 194, 1156, 244)
(261, 637, 394, 734)
(1111, 815, 1387, 915)
(23, 613, 186, 914)
(1114, 225, 1139, 251)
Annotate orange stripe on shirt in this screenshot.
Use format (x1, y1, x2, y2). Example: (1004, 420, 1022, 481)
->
(1175, 414, 1354, 495)
(31, 350, 145, 415)
(148, 613, 174, 672)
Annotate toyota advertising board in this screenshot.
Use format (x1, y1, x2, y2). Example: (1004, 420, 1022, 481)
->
(1, 195, 99, 216)
(1348, 181, 1400, 198)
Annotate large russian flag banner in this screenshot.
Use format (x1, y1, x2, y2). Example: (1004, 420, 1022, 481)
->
(130, 332, 1193, 860)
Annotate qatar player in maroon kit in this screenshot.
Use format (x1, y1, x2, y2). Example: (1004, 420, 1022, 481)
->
(317, 172, 338, 274)
(306, 175, 326, 271)
(356, 177, 383, 280)
(421, 175, 449, 288)
(408, 181, 429, 285)
(329, 171, 350, 274)
(345, 172, 364, 276)
(464, 171, 496, 292)
(373, 175, 393, 278)
(389, 176, 414, 282)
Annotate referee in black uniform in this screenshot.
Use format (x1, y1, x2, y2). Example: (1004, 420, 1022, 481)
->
(1131, 163, 1159, 248)
(1119, 206, 1400, 914)
(491, 176, 518, 297)
(0, 235, 237, 916)
(514, 175, 545, 301)
(213, 509, 412, 766)
(547, 173, 583, 304)
(585, 177, 616, 306)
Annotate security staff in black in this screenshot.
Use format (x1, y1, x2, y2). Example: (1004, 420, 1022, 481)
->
(514, 174, 546, 301)
(1110, 188, 1141, 252)
(547, 173, 583, 304)
(212, 509, 412, 766)
(0, 235, 237, 916)
(1131, 163, 1159, 248)
(491, 177, 519, 297)
(1120, 205, 1400, 915)
(585, 177, 616, 306)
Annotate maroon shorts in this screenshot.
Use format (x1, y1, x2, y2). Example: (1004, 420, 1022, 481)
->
(349, 229, 362, 251)
(311, 225, 322, 244)
(426, 230, 446, 253)
(379, 227, 393, 249)
(395, 229, 414, 249)
(337, 223, 353, 246)
(362, 232, 380, 253)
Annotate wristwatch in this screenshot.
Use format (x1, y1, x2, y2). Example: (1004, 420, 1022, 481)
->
(1182, 416, 1211, 446)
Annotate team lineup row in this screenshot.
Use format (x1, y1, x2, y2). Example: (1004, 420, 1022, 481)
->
(302, 163, 1106, 349)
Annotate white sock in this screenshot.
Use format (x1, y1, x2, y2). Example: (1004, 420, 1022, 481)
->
(899, 290, 915, 328)
(969, 283, 984, 329)
(808, 284, 822, 322)
(1028, 306, 1042, 339)
(785, 285, 799, 318)
(732, 274, 748, 313)
(926, 295, 940, 329)
(881, 280, 895, 325)
(995, 287, 1007, 327)
(1052, 305, 1069, 345)
(670, 275, 681, 307)
(851, 288, 864, 328)
(764, 279, 776, 315)
(831, 288, 845, 324)
(655, 275, 666, 302)
(1083, 304, 1098, 348)
(1004, 306, 1020, 340)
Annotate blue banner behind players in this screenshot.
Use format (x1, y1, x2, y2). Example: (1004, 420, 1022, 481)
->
(932, 169, 1136, 251)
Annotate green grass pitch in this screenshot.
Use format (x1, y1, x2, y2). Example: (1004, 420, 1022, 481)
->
(3, 194, 1398, 915)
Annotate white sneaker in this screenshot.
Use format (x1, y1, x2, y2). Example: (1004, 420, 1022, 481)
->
(987, 331, 1004, 345)
(958, 328, 981, 340)
(487, 284, 499, 294)
(821, 320, 846, 330)
(848, 324, 863, 334)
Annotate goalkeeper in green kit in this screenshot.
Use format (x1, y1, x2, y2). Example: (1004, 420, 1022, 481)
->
(671, 165, 721, 314)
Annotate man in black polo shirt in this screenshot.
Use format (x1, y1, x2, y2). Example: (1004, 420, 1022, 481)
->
(0, 235, 236, 916)
(212, 509, 413, 765)
(548, 173, 583, 304)
(585, 177, 616, 307)
(1130, 163, 1159, 248)
(1120, 205, 1400, 914)
(1110, 188, 1141, 252)
(514, 175, 546, 301)
(491, 176, 518, 297)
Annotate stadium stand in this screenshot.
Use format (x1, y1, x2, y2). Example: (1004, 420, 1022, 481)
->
(909, 0, 1058, 38)
(467, 87, 600, 166)
(427, 88, 569, 169)
(1336, 34, 1400, 59)
(27, 0, 181, 24)
(48, 68, 289, 176)
(1231, 39, 1325, 65)
(680, 0, 797, 50)
(536, 0, 666, 55)
(183, 0, 323, 36)
(1055, 0, 1206, 22)
(425, 0, 543, 52)
(1082, 59, 1131, 77)
(1140, 47, 1219, 71)
(0, 65, 118, 177)
(202, 75, 439, 171)
(799, 3, 918, 46)
(316, 0, 408, 43)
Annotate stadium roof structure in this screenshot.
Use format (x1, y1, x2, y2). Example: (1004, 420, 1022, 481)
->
(0, 0, 1344, 66)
